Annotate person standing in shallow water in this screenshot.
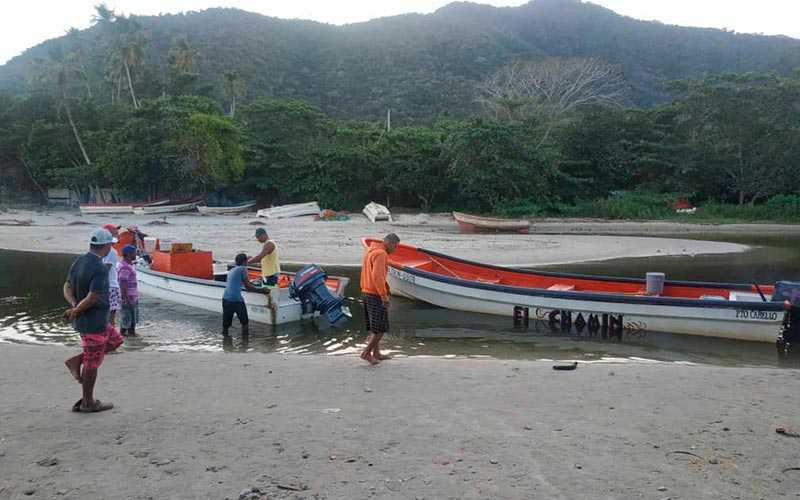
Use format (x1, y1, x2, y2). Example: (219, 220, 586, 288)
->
(222, 253, 270, 337)
(360, 233, 400, 365)
(117, 245, 140, 336)
(63, 228, 124, 413)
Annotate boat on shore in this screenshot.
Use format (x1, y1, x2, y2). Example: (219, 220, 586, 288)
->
(452, 212, 530, 234)
(137, 265, 349, 325)
(197, 200, 257, 215)
(257, 201, 320, 219)
(133, 198, 203, 215)
(79, 199, 168, 215)
(364, 238, 789, 343)
(363, 202, 392, 223)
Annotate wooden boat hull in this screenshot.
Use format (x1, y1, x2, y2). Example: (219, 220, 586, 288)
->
(257, 202, 320, 219)
(197, 201, 256, 215)
(452, 212, 530, 234)
(363, 202, 392, 222)
(134, 200, 202, 215)
(137, 267, 349, 325)
(364, 239, 785, 343)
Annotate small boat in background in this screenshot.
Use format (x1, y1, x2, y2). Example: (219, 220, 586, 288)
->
(79, 199, 168, 215)
(257, 201, 320, 219)
(453, 211, 530, 234)
(363, 202, 392, 222)
(197, 200, 257, 215)
(365, 238, 789, 343)
(133, 198, 203, 215)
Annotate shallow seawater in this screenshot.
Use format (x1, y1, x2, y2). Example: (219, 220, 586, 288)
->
(1, 232, 799, 367)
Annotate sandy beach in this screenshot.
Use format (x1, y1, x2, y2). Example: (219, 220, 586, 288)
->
(0, 210, 764, 267)
(0, 344, 797, 499)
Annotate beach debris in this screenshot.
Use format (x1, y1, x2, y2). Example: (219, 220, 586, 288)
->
(321, 408, 341, 414)
(206, 465, 226, 472)
(552, 362, 578, 371)
(574, 463, 583, 469)
(783, 467, 800, 474)
(301, 451, 310, 459)
(238, 486, 264, 500)
(67, 220, 91, 225)
(150, 458, 174, 466)
(276, 481, 308, 492)
(364, 387, 372, 393)
(489, 459, 499, 465)
(657, 486, 668, 492)
(146, 218, 170, 226)
(0, 296, 28, 305)
(524, 425, 533, 431)
(23, 489, 36, 496)
(248, 220, 266, 226)
(776, 427, 800, 438)
(666, 450, 705, 462)
(36, 456, 59, 467)
(0, 218, 32, 226)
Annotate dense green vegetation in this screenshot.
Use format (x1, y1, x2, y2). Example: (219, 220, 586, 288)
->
(1, 1, 799, 222)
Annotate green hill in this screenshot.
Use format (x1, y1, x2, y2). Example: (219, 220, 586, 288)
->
(1, 0, 799, 124)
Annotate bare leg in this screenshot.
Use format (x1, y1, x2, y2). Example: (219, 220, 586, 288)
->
(109, 310, 117, 328)
(371, 333, 391, 360)
(81, 368, 97, 408)
(360, 333, 380, 365)
(65, 353, 83, 383)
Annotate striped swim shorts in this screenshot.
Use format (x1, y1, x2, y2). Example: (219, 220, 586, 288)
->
(362, 293, 389, 334)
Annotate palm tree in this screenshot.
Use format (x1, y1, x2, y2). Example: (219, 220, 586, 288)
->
(44, 47, 92, 167)
(223, 72, 244, 118)
(92, 4, 145, 108)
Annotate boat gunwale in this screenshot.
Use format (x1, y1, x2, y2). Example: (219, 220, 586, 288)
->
(395, 263, 784, 311)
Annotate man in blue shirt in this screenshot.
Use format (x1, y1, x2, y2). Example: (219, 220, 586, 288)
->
(223, 253, 269, 336)
(63, 228, 124, 413)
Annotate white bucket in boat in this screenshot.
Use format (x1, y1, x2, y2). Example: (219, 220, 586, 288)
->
(646, 272, 665, 295)
(144, 237, 157, 253)
(160, 239, 173, 252)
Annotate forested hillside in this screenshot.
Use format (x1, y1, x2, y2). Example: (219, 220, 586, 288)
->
(1, 0, 799, 123)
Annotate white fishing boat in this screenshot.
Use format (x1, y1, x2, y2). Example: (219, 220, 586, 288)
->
(137, 266, 349, 325)
(363, 202, 392, 223)
(364, 238, 790, 343)
(79, 199, 168, 215)
(257, 201, 320, 219)
(133, 198, 203, 215)
(197, 200, 257, 215)
(453, 212, 530, 234)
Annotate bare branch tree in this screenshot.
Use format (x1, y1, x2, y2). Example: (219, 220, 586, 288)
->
(477, 57, 627, 123)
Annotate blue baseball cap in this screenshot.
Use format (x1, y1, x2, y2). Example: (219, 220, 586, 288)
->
(122, 244, 137, 255)
(89, 228, 118, 245)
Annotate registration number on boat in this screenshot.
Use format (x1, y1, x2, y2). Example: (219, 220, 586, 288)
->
(735, 309, 779, 320)
(389, 267, 415, 284)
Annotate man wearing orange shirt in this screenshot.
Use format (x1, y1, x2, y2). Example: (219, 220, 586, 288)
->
(360, 233, 400, 365)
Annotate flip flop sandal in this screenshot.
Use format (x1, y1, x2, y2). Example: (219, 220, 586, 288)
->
(73, 399, 114, 413)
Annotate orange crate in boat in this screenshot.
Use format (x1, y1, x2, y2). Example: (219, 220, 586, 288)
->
(169, 242, 193, 254)
(151, 250, 213, 279)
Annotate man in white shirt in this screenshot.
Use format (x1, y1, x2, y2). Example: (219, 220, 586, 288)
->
(101, 223, 122, 327)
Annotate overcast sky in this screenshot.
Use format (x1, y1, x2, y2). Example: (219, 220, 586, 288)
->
(2, 0, 799, 65)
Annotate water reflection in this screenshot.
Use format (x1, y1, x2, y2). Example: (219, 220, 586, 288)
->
(1, 233, 798, 367)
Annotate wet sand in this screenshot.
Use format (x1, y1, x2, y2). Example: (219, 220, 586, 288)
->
(0, 211, 755, 267)
(0, 344, 798, 499)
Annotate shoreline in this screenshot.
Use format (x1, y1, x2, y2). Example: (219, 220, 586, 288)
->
(0, 211, 758, 268)
(1, 343, 798, 499)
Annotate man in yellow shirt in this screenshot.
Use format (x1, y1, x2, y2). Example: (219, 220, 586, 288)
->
(247, 228, 280, 287)
(360, 233, 399, 365)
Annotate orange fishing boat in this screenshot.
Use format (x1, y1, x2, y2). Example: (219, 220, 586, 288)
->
(363, 238, 792, 342)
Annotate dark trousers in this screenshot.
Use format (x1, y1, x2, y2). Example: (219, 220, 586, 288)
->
(222, 299, 249, 332)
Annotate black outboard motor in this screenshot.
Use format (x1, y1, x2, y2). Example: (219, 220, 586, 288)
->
(773, 281, 800, 357)
(289, 264, 350, 328)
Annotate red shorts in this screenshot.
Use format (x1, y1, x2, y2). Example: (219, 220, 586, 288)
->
(80, 324, 124, 370)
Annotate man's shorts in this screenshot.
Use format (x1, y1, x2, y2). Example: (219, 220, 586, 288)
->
(109, 287, 121, 312)
(260, 274, 279, 287)
(120, 302, 139, 330)
(362, 293, 389, 334)
(80, 324, 124, 370)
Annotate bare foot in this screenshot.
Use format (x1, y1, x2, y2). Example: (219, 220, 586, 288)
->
(65, 359, 82, 384)
(360, 351, 380, 365)
(373, 352, 392, 361)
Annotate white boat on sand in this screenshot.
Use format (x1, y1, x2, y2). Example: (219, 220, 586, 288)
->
(257, 201, 320, 219)
(133, 199, 203, 215)
(365, 238, 789, 343)
(79, 199, 168, 215)
(137, 266, 349, 325)
(363, 202, 392, 223)
(197, 201, 257, 215)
